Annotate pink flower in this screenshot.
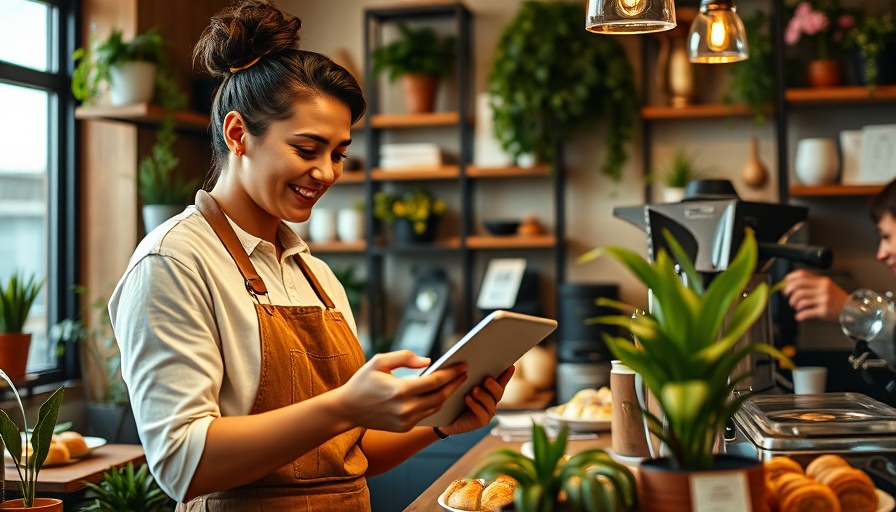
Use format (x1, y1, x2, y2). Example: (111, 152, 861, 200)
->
(837, 14, 855, 30)
(785, 18, 803, 45)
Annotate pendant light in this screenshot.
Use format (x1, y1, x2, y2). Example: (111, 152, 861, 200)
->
(586, 0, 676, 34)
(687, 0, 748, 63)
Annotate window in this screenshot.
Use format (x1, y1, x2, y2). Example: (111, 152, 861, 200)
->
(0, 0, 78, 381)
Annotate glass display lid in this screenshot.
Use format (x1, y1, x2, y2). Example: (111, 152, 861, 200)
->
(738, 392, 896, 437)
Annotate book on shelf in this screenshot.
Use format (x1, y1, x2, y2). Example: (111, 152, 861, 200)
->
(379, 142, 443, 170)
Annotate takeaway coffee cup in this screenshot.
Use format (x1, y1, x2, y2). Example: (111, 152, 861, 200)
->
(792, 366, 827, 394)
(610, 360, 651, 458)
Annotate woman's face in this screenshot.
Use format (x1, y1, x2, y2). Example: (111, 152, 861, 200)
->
(877, 212, 896, 275)
(238, 95, 352, 226)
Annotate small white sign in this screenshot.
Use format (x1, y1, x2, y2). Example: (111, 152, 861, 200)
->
(689, 472, 751, 512)
(477, 258, 527, 310)
(857, 124, 896, 184)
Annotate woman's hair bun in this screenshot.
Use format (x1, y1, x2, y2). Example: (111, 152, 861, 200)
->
(194, 0, 302, 77)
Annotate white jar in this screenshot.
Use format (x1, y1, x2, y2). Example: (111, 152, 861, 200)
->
(337, 208, 364, 243)
(308, 208, 337, 243)
(794, 138, 839, 185)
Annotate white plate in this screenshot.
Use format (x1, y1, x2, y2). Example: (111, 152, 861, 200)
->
(438, 480, 485, 512)
(544, 406, 611, 432)
(878, 488, 896, 512)
(5, 436, 107, 467)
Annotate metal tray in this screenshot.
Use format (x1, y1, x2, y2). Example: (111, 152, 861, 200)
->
(739, 392, 896, 437)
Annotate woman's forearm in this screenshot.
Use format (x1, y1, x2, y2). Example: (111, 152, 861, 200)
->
(360, 427, 442, 476)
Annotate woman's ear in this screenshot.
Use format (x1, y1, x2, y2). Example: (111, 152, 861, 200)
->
(222, 111, 247, 156)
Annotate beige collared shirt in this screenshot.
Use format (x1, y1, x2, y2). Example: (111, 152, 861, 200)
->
(109, 206, 356, 502)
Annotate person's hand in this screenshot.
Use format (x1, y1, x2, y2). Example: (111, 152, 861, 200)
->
(782, 269, 849, 323)
(439, 365, 514, 436)
(334, 350, 468, 432)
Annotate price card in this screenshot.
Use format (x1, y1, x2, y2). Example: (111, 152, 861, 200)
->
(689, 472, 751, 512)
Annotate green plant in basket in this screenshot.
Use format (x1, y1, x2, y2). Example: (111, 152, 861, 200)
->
(578, 228, 792, 470)
(472, 422, 637, 512)
(0, 370, 64, 508)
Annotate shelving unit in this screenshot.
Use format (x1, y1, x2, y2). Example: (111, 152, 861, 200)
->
(75, 103, 210, 133)
(360, 2, 566, 351)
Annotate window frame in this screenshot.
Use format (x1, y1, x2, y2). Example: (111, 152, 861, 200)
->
(0, 0, 80, 384)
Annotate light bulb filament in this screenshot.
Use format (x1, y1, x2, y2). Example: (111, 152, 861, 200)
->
(617, 0, 647, 18)
(708, 17, 729, 51)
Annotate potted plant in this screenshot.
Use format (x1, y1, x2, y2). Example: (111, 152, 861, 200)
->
(50, 287, 137, 444)
(371, 22, 456, 113)
(0, 370, 65, 510)
(844, 13, 896, 88)
(487, 0, 637, 180)
(578, 228, 791, 510)
(137, 115, 199, 234)
(0, 271, 43, 382)
(471, 422, 637, 511)
(77, 462, 171, 512)
(373, 188, 446, 244)
(72, 27, 169, 106)
(784, 1, 858, 87)
(726, 10, 774, 124)
(655, 147, 703, 203)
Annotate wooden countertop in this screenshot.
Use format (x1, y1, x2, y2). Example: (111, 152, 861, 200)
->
(404, 430, 614, 511)
(5, 443, 146, 494)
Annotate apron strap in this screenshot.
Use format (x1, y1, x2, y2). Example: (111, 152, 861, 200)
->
(194, 190, 269, 302)
(293, 253, 337, 311)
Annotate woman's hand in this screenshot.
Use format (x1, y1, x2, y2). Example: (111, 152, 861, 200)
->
(334, 350, 468, 432)
(439, 365, 514, 436)
(782, 269, 849, 323)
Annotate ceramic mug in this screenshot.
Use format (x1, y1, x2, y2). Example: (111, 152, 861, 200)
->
(794, 137, 839, 185)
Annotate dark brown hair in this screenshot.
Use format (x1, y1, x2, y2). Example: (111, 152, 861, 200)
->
(869, 178, 896, 223)
(193, 0, 366, 187)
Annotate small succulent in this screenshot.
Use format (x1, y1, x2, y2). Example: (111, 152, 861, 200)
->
(78, 462, 171, 512)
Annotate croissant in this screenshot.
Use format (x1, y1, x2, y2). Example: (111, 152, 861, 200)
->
(805, 454, 850, 480)
(779, 482, 841, 512)
(764, 456, 805, 482)
(815, 466, 878, 512)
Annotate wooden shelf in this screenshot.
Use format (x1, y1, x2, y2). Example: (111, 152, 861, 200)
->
(75, 103, 210, 134)
(641, 103, 755, 120)
(786, 85, 896, 106)
(466, 164, 551, 178)
(465, 234, 556, 249)
(370, 111, 461, 128)
(375, 236, 463, 252)
(370, 166, 460, 181)
(308, 241, 366, 253)
(337, 171, 366, 184)
(789, 183, 885, 197)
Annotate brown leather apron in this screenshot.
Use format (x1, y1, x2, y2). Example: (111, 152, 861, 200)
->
(178, 191, 370, 511)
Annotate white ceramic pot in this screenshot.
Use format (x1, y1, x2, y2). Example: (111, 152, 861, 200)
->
(108, 61, 158, 105)
(308, 208, 337, 243)
(662, 187, 685, 203)
(337, 209, 364, 243)
(794, 137, 839, 185)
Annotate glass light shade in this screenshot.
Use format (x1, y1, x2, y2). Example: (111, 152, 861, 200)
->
(687, 1, 748, 63)
(586, 0, 676, 34)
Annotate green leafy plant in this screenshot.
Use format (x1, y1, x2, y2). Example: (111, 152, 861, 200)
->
(0, 271, 43, 334)
(0, 371, 64, 508)
(78, 462, 171, 512)
(844, 13, 896, 87)
(371, 23, 456, 82)
(137, 116, 199, 206)
(658, 147, 702, 189)
(373, 188, 446, 235)
(50, 286, 127, 406)
(578, 228, 792, 470)
(331, 265, 366, 317)
(487, 0, 637, 180)
(72, 28, 168, 104)
(472, 422, 637, 512)
(726, 10, 774, 124)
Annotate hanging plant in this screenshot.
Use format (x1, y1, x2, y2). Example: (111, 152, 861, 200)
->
(487, 0, 638, 180)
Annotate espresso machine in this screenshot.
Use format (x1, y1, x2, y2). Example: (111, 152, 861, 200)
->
(613, 179, 826, 395)
(615, 180, 896, 495)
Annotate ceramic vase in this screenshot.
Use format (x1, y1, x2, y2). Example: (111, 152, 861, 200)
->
(0, 333, 31, 382)
(337, 209, 364, 243)
(108, 61, 158, 105)
(794, 137, 839, 185)
(308, 208, 337, 243)
(741, 136, 769, 188)
(637, 455, 765, 512)
(807, 59, 844, 88)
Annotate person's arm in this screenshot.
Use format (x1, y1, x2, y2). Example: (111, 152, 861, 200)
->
(782, 269, 849, 323)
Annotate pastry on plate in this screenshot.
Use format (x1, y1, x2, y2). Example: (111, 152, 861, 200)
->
(481, 475, 516, 512)
(805, 454, 850, 480)
(446, 479, 484, 511)
(55, 431, 90, 458)
(779, 482, 841, 512)
(764, 456, 805, 482)
(815, 466, 878, 512)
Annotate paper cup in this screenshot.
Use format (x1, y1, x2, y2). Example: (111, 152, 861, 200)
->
(792, 366, 827, 394)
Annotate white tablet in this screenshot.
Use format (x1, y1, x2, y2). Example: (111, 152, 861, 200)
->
(414, 310, 557, 427)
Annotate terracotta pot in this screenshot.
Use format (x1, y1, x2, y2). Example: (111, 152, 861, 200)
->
(401, 73, 438, 113)
(637, 455, 767, 512)
(0, 498, 64, 511)
(0, 333, 32, 382)
(807, 59, 844, 88)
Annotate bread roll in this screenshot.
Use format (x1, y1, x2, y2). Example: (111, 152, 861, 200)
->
(806, 454, 850, 480)
(446, 479, 484, 511)
(44, 440, 70, 465)
(481, 481, 514, 512)
(56, 431, 90, 458)
(764, 456, 805, 482)
(779, 482, 841, 512)
(815, 466, 878, 512)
